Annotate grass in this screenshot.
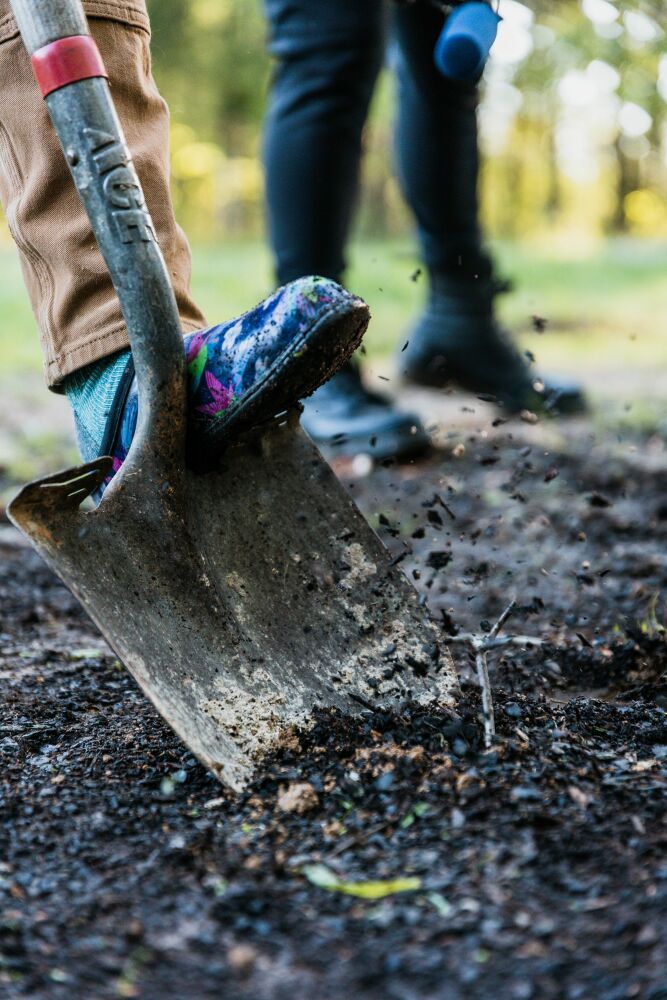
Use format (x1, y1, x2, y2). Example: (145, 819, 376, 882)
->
(1, 235, 665, 495)
(194, 237, 667, 376)
(2, 236, 667, 377)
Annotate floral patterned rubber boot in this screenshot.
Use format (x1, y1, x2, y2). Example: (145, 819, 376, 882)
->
(64, 276, 369, 497)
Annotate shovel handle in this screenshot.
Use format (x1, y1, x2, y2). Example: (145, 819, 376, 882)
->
(10, 0, 186, 468)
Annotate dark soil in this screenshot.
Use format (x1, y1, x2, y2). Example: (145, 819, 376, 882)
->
(1, 423, 666, 999)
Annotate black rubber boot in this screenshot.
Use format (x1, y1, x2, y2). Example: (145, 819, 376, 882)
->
(399, 262, 587, 416)
(301, 361, 430, 461)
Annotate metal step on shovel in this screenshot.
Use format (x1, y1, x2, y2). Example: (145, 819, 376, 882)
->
(7, 0, 458, 790)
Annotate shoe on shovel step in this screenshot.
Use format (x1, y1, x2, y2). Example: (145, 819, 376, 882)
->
(65, 276, 370, 496)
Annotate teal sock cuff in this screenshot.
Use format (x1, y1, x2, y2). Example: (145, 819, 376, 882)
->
(64, 349, 132, 462)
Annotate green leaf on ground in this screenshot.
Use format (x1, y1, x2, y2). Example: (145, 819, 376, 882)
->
(302, 864, 421, 899)
(401, 801, 431, 828)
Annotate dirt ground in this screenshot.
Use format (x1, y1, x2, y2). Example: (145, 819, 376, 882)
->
(1, 414, 666, 1000)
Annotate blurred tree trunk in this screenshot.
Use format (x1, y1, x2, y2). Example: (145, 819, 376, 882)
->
(611, 136, 637, 234)
(545, 123, 561, 222)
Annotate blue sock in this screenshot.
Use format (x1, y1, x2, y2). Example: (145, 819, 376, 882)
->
(64, 349, 132, 463)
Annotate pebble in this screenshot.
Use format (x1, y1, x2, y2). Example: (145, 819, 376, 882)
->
(276, 781, 319, 815)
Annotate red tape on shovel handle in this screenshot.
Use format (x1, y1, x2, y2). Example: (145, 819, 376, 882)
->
(31, 35, 108, 98)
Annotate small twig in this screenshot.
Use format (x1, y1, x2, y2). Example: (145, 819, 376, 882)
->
(489, 599, 516, 639)
(448, 635, 544, 649)
(448, 599, 543, 750)
(475, 647, 495, 749)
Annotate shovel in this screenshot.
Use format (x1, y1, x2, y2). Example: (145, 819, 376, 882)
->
(8, 0, 457, 790)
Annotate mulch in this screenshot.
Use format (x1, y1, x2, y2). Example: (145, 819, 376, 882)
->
(1, 422, 666, 999)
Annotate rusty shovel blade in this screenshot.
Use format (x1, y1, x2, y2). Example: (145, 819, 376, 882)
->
(8, 417, 457, 790)
(8, 0, 457, 790)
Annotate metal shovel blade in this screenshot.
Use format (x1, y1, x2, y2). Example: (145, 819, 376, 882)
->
(9, 0, 457, 790)
(8, 417, 456, 790)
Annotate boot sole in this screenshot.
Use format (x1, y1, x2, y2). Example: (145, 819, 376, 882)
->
(188, 301, 370, 469)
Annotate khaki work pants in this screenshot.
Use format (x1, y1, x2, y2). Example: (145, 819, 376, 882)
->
(0, 0, 206, 389)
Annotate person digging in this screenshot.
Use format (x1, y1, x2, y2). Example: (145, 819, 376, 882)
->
(0, 0, 370, 494)
(3, 0, 459, 790)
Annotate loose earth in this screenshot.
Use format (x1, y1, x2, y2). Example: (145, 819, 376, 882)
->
(1, 421, 666, 999)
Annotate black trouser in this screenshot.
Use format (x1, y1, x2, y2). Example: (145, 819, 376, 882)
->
(263, 0, 483, 286)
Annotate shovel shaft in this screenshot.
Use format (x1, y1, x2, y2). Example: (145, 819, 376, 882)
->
(10, 0, 186, 466)
(7, 0, 87, 46)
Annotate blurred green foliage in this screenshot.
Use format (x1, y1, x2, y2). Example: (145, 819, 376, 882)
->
(147, 0, 269, 239)
(4, 238, 667, 374)
(0, 0, 664, 244)
(141, 0, 667, 242)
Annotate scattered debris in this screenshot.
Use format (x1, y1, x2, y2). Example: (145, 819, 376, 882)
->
(277, 781, 320, 815)
(2, 424, 666, 999)
(588, 492, 613, 508)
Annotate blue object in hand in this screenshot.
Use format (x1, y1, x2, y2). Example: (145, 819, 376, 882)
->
(434, 2, 502, 82)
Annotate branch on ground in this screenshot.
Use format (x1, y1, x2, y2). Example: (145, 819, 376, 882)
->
(448, 600, 544, 749)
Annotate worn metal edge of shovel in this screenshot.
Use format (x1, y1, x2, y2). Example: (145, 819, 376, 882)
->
(7, 0, 458, 791)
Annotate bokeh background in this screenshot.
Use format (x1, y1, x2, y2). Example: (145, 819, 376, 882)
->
(1, 0, 667, 496)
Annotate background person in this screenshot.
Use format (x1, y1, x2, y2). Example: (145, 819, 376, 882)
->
(263, 0, 586, 461)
